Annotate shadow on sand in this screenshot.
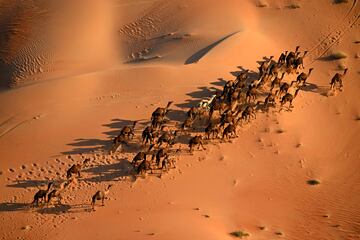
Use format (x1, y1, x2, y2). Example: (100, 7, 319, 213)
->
(62, 119, 140, 155)
(300, 82, 329, 96)
(0, 202, 91, 214)
(36, 204, 91, 215)
(6, 179, 49, 189)
(83, 159, 135, 183)
(185, 31, 240, 65)
(0, 202, 29, 212)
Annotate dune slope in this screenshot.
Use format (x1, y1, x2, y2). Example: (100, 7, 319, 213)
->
(0, 0, 359, 240)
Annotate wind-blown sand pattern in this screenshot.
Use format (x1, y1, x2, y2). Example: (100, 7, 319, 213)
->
(0, 1, 359, 240)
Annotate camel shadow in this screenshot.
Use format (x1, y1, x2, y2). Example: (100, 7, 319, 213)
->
(333, 0, 349, 4)
(102, 119, 137, 138)
(0, 202, 29, 212)
(317, 55, 339, 61)
(231, 67, 259, 84)
(210, 78, 227, 87)
(166, 109, 187, 126)
(62, 118, 146, 156)
(36, 204, 90, 215)
(83, 159, 135, 183)
(0, 202, 90, 214)
(175, 82, 221, 109)
(62, 138, 110, 155)
(300, 82, 329, 96)
(6, 179, 49, 189)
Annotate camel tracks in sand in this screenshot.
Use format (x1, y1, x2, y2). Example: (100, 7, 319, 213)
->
(0, 117, 15, 129)
(0, 114, 44, 138)
(308, 0, 359, 63)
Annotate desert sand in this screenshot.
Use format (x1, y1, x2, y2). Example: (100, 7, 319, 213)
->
(0, 0, 359, 239)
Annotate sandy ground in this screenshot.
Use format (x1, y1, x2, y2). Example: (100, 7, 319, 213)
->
(0, 0, 359, 239)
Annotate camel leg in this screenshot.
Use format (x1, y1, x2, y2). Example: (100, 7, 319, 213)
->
(289, 100, 294, 109)
(279, 103, 284, 112)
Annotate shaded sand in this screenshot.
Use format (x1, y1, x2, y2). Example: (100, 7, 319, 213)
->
(0, 0, 360, 240)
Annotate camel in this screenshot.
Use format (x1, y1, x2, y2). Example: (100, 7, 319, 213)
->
(270, 73, 285, 92)
(263, 90, 279, 111)
(280, 88, 301, 109)
(120, 121, 137, 140)
(187, 107, 198, 120)
(330, 68, 348, 91)
(230, 90, 246, 110)
(32, 182, 53, 206)
(209, 101, 229, 119)
(152, 148, 168, 166)
(189, 135, 206, 153)
(229, 89, 241, 104)
(286, 46, 300, 66)
(268, 62, 281, 78)
(132, 145, 154, 168)
(241, 105, 256, 123)
(278, 81, 296, 98)
(294, 68, 314, 86)
(136, 159, 152, 175)
(66, 159, 90, 179)
(235, 74, 247, 89)
(258, 56, 274, 77)
(151, 101, 173, 120)
(91, 184, 113, 210)
(278, 51, 288, 65)
(151, 114, 166, 130)
(47, 180, 72, 206)
(220, 110, 240, 129)
(198, 95, 217, 110)
(293, 51, 308, 71)
(142, 126, 157, 145)
(180, 117, 194, 133)
(160, 154, 176, 173)
(113, 121, 137, 149)
(222, 118, 242, 140)
(257, 73, 273, 89)
(246, 85, 258, 102)
(235, 69, 249, 84)
(205, 122, 221, 139)
(157, 131, 176, 148)
(254, 73, 267, 89)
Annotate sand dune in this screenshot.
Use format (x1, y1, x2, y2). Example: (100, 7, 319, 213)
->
(0, 0, 359, 239)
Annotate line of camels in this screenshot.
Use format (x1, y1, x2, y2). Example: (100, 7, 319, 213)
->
(32, 46, 348, 210)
